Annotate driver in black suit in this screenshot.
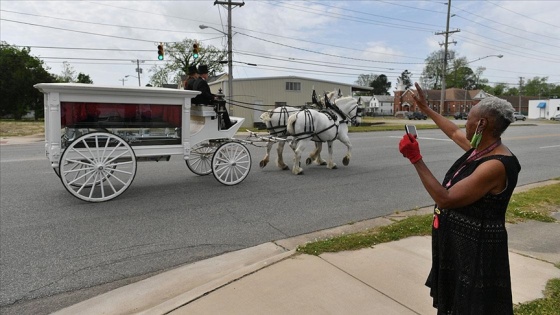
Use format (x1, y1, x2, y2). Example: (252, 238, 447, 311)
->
(192, 65, 234, 129)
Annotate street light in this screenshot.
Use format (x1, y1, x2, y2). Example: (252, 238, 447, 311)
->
(200, 24, 234, 112)
(465, 54, 503, 65)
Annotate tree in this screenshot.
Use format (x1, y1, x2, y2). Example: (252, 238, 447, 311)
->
(355, 73, 377, 87)
(421, 50, 449, 89)
(57, 61, 77, 83)
(523, 77, 549, 97)
(77, 73, 93, 84)
(150, 39, 226, 87)
(370, 74, 391, 95)
(0, 42, 55, 119)
(399, 70, 413, 90)
(490, 83, 509, 96)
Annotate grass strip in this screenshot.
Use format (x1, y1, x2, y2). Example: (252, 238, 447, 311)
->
(297, 214, 433, 256)
(0, 120, 44, 137)
(298, 183, 559, 256)
(514, 278, 560, 315)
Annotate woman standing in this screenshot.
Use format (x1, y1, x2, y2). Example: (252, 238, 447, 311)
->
(399, 82, 521, 314)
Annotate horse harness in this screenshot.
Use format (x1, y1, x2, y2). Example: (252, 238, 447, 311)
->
(266, 107, 292, 137)
(290, 108, 341, 142)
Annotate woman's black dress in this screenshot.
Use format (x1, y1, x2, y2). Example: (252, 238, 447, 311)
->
(426, 148, 521, 315)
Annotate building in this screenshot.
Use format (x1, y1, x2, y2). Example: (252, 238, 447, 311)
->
(528, 99, 560, 119)
(371, 95, 395, 116)
(500, 96, 541, 116)
(205, 75, 372, 127)
(394, 88, 492, 117)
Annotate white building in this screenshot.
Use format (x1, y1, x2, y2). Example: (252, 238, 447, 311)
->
(207, 75, 371, 127)
(528, 99, 560, 119)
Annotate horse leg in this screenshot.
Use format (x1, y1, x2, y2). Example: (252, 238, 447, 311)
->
(259, 142, 273, 168)
(326, 140, 337, 169)
(314, 142, 327, 165)
(276, 140, 290, 170)
(306, 142, 319, 165)
(339, 133, 352, 166)
(292, 138, 308, 175)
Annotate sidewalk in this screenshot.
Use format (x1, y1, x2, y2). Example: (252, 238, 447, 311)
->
(52, 180, 560, 315)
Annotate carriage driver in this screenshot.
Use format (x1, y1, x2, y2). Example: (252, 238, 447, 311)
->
(192, 64, 234, 129)
(184, 65, 198, 90)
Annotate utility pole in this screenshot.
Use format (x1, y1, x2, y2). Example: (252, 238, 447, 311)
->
(213, 0, 245, 113)
(518, 77, 524, 113)
(435, 0, 460, 115)
(131, 59, 144, 87)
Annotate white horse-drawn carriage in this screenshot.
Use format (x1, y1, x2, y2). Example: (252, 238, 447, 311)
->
(36, 83, 250, 202)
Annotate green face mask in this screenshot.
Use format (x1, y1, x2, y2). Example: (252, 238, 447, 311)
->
(470, 120, 483, 148)
(470, 132, 482, 148)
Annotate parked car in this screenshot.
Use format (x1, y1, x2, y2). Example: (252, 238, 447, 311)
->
(405, 111, 427, 120)
(453, 112, 468, 120)
(513, 112, 526, 121)
(550, 113, 560, 121)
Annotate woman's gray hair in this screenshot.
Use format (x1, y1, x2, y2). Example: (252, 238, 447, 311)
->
(476, 97, 515, 137)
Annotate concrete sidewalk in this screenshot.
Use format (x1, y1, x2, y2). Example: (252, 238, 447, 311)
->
(52, 181, 560, 315)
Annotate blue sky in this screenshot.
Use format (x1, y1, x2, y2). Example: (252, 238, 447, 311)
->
(1, 0, 559, 93)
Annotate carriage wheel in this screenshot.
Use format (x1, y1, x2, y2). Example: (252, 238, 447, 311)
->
(211, 142, 251, 186)
(186, 141, 216, 176)
(59, 132, 137, 202)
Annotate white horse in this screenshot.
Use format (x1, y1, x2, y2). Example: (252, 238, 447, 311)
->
(286, 95, 361, 175)
(258, 90, 342, 170)
(259, 106, 301, 170)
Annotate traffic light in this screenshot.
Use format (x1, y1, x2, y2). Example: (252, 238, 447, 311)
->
(193, 43, 199, 59)
(157, 44, 164, 60)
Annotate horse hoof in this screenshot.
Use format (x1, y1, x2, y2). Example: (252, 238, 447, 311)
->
(259, 161, 267, 168)
(319, 161, 327, 166)
(297, 171, 304, 175)
(342, 157, 349, 166)
(282, 165, 289, 170)
(306, 158, 312, 165)
(331, 165, 338, 169)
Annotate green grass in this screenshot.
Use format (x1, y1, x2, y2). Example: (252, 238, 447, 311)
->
(0, 120, 44, 137)
(506, 184, 560, 223)
(514, 278, 560, 315)
(298, 183, 559, 256)
(297, 214, 433, 255)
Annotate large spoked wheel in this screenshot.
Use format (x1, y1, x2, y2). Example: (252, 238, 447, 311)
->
(59, 132, 137, 202)
(211, 142, 251, 186)
(186, 141, 217, 176)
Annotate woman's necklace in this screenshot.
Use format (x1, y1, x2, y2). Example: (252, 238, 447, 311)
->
(434, 139, 502, 229)
(445, 139, 502, 188)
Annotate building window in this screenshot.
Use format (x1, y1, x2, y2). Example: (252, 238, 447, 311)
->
(285, 82, 301, 91)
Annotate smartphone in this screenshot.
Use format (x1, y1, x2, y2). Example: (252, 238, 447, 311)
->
(405, 125, 418, 138)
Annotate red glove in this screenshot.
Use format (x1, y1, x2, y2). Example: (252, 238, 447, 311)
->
(399, 134, 422, 164)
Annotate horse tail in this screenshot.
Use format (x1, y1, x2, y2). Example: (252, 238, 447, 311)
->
(260, 110, 272, 123)
(287, 113, 297, 135)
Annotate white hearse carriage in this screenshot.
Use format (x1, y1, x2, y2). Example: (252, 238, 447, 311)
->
(35, 83, 249, 202)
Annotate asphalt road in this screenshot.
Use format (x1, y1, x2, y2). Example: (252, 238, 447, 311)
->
(1, 122, 559, 314)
